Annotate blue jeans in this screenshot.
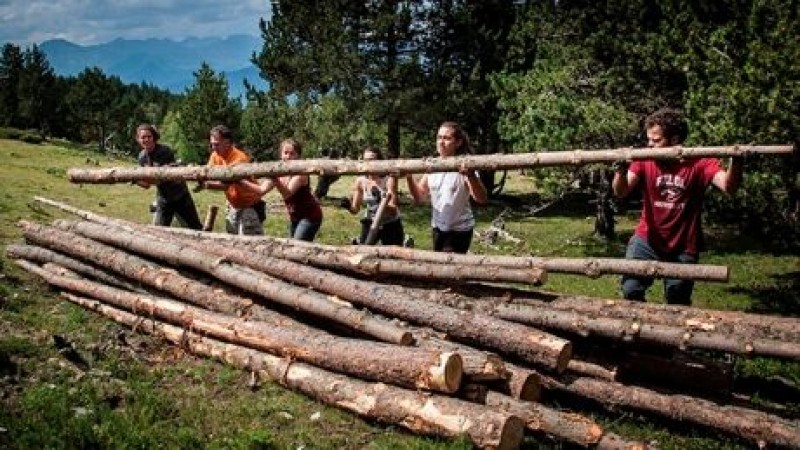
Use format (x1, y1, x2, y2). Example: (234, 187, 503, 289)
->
(621, 235, 698, 305)
(289, 219, 321, 242)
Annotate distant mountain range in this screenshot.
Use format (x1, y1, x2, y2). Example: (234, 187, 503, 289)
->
(40, 35, 269, 99)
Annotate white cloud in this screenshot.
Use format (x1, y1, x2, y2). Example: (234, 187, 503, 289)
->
(0, 0, 271, 46)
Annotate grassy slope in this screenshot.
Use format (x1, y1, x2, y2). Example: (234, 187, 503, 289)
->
(0, 138, 797, 449)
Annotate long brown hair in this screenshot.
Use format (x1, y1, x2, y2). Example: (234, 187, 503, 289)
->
(440, 121, 474, 155)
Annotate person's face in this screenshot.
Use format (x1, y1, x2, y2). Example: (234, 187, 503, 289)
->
(280, 143, 300, 161)
(436, 126, 459, 157)
(646, 125, 672, 148)
(137, 130, 156, 151)
(210, 132, 232, 155)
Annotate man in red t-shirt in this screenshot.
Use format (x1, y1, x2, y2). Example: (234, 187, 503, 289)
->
(612, 108, 744, 304)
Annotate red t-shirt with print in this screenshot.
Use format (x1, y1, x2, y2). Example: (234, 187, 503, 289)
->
(631, 158, 722, 257)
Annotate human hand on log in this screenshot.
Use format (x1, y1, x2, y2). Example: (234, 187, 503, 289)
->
(611, 160, 630, 174)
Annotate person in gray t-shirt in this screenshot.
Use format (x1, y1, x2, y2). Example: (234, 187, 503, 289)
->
(135, 124, 202, 230)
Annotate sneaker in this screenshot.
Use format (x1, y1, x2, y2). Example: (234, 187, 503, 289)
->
(403, 235, 414, 248)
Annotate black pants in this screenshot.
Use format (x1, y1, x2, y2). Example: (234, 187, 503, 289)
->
(432, 227, 473, 254)
(154, 193, 202, 230)
(359, 218, 404, 245)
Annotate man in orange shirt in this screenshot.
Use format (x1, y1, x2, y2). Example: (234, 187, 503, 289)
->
(200, 125, 265, 235)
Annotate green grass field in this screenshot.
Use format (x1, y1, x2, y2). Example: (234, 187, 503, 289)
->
(0, 138, 797, 449)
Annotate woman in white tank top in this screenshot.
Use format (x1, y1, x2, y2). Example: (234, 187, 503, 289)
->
(405, 122, 488, 253)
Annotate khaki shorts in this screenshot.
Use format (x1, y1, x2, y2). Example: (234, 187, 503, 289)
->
(225, 203, 264, 235)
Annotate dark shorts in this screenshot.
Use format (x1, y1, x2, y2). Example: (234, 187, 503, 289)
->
(432, 227, 473, 254)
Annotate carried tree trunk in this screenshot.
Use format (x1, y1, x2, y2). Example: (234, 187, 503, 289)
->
(540, 372, 800, 448)
(16, 260, 462, 393)
(67, 145, 793, 183)
(33, 220, 410, 345)
(59, 292, 523, 450)
(136, 223, 572, 372)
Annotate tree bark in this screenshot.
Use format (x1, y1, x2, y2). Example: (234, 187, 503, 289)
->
(67, 145, 793, 183)
(31, 220, 410, 346)
(6, 243, 142, 293)
(566, 359, 618, 382)
(136, 223, 572, 372)
(495, 362, 541, 402)
(545, 296, 800, 343)
(408, 327, 507, 382)
(58, 292, 523, 450)
(29, 197, 727, 283)
(16, 259, 462, 393)
(492, 302, 800, 360)
(219, 239, 546, 286)
(485, 392, 647, 449)
(159, 230, 728, 282)
(540, 372, 800, 448)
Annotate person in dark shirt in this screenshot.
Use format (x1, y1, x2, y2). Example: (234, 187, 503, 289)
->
(135, 124, 202, 230)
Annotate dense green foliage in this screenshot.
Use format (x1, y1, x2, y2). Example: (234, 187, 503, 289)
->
(0, 0, 797, 244)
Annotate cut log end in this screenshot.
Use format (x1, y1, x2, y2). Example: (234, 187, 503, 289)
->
(425, 352, 463, 394)
(556, 341, 574, 373)
(496, 414, 526, 450)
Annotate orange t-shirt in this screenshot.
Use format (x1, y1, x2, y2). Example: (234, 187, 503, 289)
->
(208, 146, 262, 209)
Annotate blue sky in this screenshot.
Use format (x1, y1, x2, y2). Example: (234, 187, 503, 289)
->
(0, 0, 272, 46)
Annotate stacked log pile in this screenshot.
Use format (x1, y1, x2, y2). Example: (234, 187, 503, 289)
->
(7, 197, 800, 449)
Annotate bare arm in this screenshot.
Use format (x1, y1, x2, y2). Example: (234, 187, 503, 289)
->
(346, 179, 363, 215)
(271, 175, 308, 200)
(463, 170, 488, 205)
(612, 170, 639, 198)
(711, 157, 744, 195)
(405, 174, 429, 204)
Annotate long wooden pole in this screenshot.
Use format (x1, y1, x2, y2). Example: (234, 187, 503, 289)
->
(67, 145, 794, 183)
(32, 196, 729, 282)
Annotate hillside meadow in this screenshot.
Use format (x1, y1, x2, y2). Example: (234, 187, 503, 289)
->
(0, 138, 798, 449)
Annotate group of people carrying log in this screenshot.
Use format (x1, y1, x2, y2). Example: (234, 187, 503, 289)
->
(134, 107, 748, 306)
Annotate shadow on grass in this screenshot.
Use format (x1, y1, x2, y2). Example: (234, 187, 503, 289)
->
(728, 271, 800, 317)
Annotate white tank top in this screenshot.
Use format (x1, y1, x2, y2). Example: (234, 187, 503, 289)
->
(428, 172, 475, 231)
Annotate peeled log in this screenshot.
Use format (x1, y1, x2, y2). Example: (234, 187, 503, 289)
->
(59, 292, 523, 450)
(66, 144, 793, 183)
(34, 220, 409, 345)
(138, 224, 572, 372)
(540, 373, 800, 448)
(17, 260, 462, 393)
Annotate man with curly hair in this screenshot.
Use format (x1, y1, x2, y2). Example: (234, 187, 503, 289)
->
(612, 108, 744, 305)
